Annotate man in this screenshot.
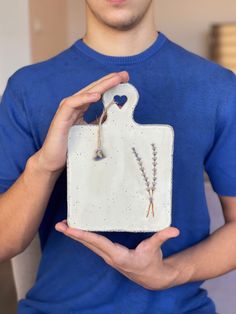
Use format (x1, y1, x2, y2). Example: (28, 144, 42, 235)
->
(0, 0, 236, 313)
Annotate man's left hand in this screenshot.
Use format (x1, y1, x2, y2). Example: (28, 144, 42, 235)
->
(55, 220, 180, 290)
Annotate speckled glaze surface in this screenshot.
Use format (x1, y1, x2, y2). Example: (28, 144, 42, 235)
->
(67, 83, 174, 232)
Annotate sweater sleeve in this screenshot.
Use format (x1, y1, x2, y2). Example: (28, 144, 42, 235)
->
(204, 71, 236, 196)
(0, 76, 37, 193)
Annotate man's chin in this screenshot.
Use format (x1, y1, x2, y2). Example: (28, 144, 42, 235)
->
(102, 15, 138, 30)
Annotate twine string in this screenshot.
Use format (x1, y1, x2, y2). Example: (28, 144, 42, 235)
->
(94, 98, 118, 160)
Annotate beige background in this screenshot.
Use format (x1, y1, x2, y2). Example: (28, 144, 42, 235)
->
(29, 0, 68, 62)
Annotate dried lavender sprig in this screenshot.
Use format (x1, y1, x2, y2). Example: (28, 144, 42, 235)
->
(132, 147, 150, 192)
(151, 143, 157, 191)
(132, 144, 158, 218)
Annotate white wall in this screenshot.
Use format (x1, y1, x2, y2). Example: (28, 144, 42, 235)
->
(0, 0, 31, 94)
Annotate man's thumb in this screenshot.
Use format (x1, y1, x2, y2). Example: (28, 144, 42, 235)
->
(150, 226, 180, 247)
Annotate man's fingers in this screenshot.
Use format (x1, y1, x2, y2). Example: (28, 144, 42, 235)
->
(58, 92, 100, 111)
(87, 71, 129, 94)
(85, 71, 129, 94)
(71, 237, 112, 262)
(68, 72, 129, 107)
(75, 72, 118, 94)
(54, 71, 129, 124)
(77, 71, 129, 95)
(150, 227, 180, 247)
(55, 220, 121, 262)
(48, 92, 99, 129)
(136, 227, 180, 252)
(55, 221, 112, 262)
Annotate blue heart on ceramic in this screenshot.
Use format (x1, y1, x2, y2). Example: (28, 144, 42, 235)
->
(114, 95, 127, 109)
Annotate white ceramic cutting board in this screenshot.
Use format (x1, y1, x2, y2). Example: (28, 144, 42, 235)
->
(67, 82, 174, 232)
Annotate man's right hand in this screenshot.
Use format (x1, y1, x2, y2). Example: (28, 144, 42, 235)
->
(0, 71, 129, 261)
(33, 71, 129, 175)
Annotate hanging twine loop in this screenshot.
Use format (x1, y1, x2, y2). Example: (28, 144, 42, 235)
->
(94, 98, 118, 160)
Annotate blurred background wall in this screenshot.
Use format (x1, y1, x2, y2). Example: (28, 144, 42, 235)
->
(0, 0, 31, 93)
(0, 1, 236, 314)
(29, 0, 68, 62)
(156, 0, 236, 57)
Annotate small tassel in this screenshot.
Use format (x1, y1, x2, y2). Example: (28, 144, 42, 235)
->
(94, 149, 106, 160)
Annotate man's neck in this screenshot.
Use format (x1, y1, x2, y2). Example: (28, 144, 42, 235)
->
(83, 6, 157, 57)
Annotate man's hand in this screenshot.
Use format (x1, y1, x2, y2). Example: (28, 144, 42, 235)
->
(33, 71, 129, 176)
(55, 220, 180, 290)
